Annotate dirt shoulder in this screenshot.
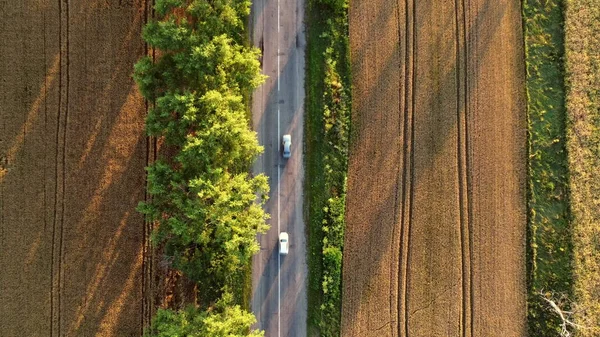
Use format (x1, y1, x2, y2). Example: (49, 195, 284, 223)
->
(341, 0, 526, 336)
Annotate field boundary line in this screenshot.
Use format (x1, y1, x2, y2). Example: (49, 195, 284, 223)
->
(141, 0, 154, 333)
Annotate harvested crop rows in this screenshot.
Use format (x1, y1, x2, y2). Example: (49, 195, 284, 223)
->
(0, 0, 154, 336)
(341, 0, 527, 336)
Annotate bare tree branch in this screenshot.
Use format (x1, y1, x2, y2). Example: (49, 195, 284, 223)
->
(539, 290, 589, 337)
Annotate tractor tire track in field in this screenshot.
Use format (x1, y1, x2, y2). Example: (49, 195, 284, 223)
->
(51, 0, 69, 335)
(454, 0, 472, 335)
(342, 0, 526, 336)
(396, 0, 414, 335)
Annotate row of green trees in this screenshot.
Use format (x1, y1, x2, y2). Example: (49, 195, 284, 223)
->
(134, 0, 268, 335)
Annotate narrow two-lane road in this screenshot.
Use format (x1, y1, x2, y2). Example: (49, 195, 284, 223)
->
(250, 0, 307, 334)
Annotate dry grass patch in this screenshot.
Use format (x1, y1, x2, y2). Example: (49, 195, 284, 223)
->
(564, 1, 600, 335)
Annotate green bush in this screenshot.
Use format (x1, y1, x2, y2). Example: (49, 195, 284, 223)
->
(310, 0, 347, 14)
(145, 294, 264, 337)
(319, 246, 342, 337)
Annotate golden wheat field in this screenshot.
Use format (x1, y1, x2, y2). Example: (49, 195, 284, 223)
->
(341, 0, 528, 336)
(0, 1, 157, 336)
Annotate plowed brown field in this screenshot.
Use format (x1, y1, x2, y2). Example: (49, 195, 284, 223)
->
(0, 1, 155, 336)
(341, 0, 527, 336)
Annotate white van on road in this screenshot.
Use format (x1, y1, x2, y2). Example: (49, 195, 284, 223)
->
(279, 232, 289, 255)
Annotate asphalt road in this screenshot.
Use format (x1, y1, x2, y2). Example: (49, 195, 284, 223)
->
(249, 0, 307, 334)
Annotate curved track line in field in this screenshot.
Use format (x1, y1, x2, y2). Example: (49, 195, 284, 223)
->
(397, 0, 416, 335)
(461, 2, 475, 335)
(392, 0, 403, 334)
(52, 1, 69, 336)
(405, 3, 416, 329)
(454, 0, 472, 335)
(464, 2, 475, 335)
(60, 0, 70, 334)
(50, 1, 68, 337)
(392, 0, 405, 335)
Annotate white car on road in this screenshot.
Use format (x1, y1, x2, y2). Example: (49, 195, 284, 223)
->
(279, 232, 289, 255)
(282, 134, 291, 158)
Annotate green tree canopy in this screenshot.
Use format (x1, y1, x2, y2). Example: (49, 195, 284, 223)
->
(134, 0, 265, 101)
(139, 165, 269, 300)
(134, 34, 264, 100)
(145, 89, 262, 174)
(146, 298, 264, 337)
(153, 0, 251, 42)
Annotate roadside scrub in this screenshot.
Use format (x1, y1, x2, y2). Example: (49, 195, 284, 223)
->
(564, 1, 600, 335)
(134, 0, 268, 335)
(305, 0, 350, 336)
(522, 0, 572, 335)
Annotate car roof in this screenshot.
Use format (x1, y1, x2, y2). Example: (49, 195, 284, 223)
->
(283, 134, 291, 141)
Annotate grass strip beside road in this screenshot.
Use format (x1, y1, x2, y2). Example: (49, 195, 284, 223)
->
(522, 0, 573, 335)
(305, 1, 350, 336)
(305, 8, 327, 333)
(564, 1, 600, 335)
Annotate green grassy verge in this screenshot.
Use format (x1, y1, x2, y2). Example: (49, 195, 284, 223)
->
(564, 1, 600, 335)
(305, 1, 350, 336)
(522, 0, 573, 335)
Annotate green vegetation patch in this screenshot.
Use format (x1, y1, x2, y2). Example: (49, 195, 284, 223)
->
(522, 0, 573, 335)
(146, 294, 263, 337)
(305, 0, 350, 336)
(564, 1, 600, 335)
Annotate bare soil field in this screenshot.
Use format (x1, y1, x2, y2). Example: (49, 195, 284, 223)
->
(0, 1, 157, 336)
(341, 0, 527, 336)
